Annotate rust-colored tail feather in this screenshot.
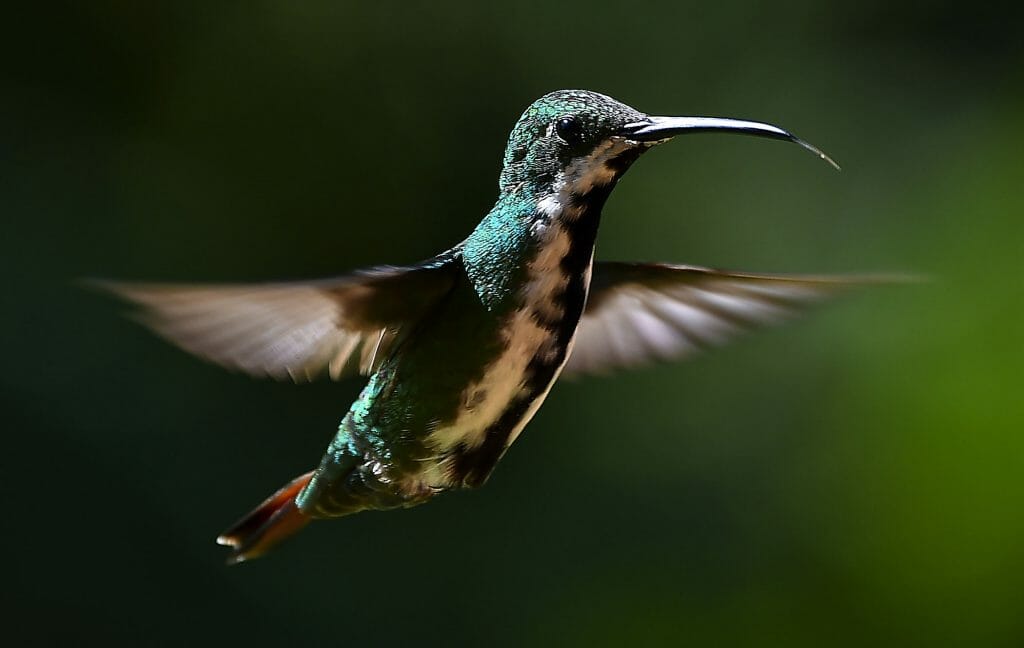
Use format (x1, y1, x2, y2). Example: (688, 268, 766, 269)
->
(217, 471, 314, 565)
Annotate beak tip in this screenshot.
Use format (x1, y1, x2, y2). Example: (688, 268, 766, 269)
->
(821, 152, 842, 172)
(791, 135, 841, 171)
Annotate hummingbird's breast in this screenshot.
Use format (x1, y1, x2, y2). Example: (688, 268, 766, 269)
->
(428, 219, 593, 482)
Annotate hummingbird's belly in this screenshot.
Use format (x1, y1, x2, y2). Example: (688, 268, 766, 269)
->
(426, 308, 565, 452)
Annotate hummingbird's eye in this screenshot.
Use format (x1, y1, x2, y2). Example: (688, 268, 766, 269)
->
(554, 116, 582, 144)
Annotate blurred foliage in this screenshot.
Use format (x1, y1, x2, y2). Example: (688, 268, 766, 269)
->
(3, 1, 1023, 646)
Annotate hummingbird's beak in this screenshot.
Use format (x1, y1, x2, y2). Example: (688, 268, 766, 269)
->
(620, 116, 840, 171)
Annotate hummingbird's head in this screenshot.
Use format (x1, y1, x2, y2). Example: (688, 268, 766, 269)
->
(499, 90, 646, 198)
(498, 89, 837, 208)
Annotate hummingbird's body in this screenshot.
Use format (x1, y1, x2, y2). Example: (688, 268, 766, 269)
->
(302, 134, 638, 514)
(101, 90, 855, 564)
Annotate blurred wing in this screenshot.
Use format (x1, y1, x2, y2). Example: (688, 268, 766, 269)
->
(92, 257, 459, 382)
(564, 262, 872, 376)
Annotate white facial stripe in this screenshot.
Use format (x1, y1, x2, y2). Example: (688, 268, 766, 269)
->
(537, 194, 563, 219)
(536, 137, 638, 221)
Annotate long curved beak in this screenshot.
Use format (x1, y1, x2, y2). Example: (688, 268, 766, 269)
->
(621, 116, 840, 170)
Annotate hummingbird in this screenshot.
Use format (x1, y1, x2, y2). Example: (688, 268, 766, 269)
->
(99, 89, 859, 564)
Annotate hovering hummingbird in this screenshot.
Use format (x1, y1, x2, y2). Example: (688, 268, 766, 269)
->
(100, 89, 863, 564)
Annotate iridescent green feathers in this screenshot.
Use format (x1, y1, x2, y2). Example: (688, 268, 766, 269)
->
(499, 90, 645, 193)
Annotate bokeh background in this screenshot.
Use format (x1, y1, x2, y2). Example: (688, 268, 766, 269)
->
(4, 2, 1023, 645)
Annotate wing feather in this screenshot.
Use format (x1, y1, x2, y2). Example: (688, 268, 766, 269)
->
(92, 257, 459, 382)
(564, 262, 882, 376)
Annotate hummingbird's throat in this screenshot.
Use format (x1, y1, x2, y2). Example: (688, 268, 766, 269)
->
(537, 137, 644, 221)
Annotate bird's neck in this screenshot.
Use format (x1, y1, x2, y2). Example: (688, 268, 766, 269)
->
(464, 141, 645, 311)
(461, 191, 596, 313)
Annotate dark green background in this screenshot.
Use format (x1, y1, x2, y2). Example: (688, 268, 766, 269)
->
(5, 2, 1023, 646)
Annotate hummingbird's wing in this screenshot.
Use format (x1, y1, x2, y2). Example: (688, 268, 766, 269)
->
(92, 258, 459, 382)
(563, 262, 875, 376)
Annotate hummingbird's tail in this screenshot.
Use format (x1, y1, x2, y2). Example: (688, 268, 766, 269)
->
(216, 471, 314, 565)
